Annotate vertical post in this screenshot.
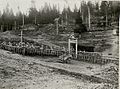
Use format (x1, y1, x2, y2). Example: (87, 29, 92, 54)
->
(75, 39, 77, 58)
(66, 13, 68, 26)
(21, 13, 24, 44)
(81, 5, 83, 22)
(61, 19, 63, 29)
(88, 6, 91, 30)
(7, 24, 8, 30)
(15, 21, 16, 30)
(106, 7, 108, 27)
(105, 2, 109, 29)
(56, 19, 58, 35)
(81, 3, 83, 22)
(35, 16, 36, 24)
(23, 14, 24, 26)
(21, 30, 23, 44)
(86, 17, 87, 25)
(68, 39, 70, 54)
(81, 12, 83, 22)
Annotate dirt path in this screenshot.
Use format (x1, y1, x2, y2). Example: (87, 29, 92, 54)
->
(0, 49, 118, 89)
(100, 30, 119, 58)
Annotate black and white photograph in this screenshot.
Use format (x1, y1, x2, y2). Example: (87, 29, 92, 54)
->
(0, 0, 119, 89)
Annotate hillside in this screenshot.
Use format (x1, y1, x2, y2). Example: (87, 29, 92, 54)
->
(0, 24, 119, 58)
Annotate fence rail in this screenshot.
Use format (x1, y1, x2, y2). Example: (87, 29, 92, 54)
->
(0, 44, 118, 65)
(0, 44, 64, 57)
(77, 51, 118, 64)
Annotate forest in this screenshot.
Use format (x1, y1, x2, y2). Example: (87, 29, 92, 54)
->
(0, 1, 119, 32)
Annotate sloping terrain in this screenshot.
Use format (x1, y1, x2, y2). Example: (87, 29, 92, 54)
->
(0, 24, 119, 89)
(0, 48, 118, 89)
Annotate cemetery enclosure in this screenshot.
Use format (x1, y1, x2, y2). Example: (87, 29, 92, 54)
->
(0, 47, 118, 89)
(0, 43, 118, 65)
(0, 28, 118, 66)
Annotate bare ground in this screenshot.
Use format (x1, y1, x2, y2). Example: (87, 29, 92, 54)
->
(0, 29, 119, 89)
(0, 49, 118, 89)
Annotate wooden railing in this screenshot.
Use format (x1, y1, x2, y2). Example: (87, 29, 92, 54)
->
(77, 51, 118, 64)
(0, 44, 64, 57)
(0, 44, 118, 65)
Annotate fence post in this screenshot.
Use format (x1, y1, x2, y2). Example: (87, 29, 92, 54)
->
(22, 47, 26, 55)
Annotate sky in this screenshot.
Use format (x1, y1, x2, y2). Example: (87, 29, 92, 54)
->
(0, 0, 100, 14)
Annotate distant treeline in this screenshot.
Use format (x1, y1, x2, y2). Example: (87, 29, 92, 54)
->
(0, 1, 119, 31)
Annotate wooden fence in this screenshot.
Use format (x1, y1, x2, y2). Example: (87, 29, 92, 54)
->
(0, 44, 118, 65)
(77, 51, 118, 64)
(0, 44, 64, 57)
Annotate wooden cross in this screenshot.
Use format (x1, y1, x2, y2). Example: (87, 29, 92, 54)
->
(54, 18, 59, 35)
